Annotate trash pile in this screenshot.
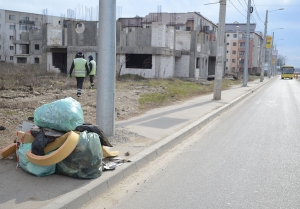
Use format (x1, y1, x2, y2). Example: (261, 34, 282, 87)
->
(0, 97, 121, 179)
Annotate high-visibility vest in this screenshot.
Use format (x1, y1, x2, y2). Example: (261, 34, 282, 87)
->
(74, 58, 87, 77)
(89, 60, 96, 75)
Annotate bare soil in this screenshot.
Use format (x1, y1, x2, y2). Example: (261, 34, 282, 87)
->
(0, 72, 247, 150)
(0, 77, 165, 149)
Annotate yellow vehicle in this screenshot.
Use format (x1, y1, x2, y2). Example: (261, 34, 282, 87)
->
(281, 66, 295, 79)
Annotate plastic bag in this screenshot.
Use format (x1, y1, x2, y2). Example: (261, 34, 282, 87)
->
(75, 124, 113, 147)
(17, 143, 56, 177)
(31, 131, 56, 156)
(34, 97, 84, 132)
(56, 131, 102, 179)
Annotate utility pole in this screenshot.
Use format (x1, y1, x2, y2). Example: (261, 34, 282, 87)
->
(268, 32, 274, 78)
(236, 25, 239, 78)
(271, 32, 275, 76)
(260, 10, 268, 82)
(243, 0, 251, 87)
(96, 0, 116, 136)
(213, 0, 227, 100)
(274, 45, 278, 75)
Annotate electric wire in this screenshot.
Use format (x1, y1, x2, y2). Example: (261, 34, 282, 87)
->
(228, 0, 246, 18)
(251, 0, 264, 23)
(237, 0, 247, 12)
(241, 0, 264, 32)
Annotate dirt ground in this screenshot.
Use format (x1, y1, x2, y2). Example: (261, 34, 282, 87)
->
(0, 77, 166, 149)
(0, 72, 244, 150)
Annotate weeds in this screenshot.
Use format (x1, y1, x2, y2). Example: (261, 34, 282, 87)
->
(0, 63, 69, 91)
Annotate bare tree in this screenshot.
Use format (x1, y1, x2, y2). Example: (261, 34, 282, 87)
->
(277, 54, 287, 68)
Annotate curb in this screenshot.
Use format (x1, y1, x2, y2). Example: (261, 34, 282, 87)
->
(41, 78, 274, 209)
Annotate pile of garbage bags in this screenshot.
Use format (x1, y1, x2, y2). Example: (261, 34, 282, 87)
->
(0, 97, 118, 179)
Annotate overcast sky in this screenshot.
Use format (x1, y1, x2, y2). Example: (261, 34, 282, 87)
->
(1, 0, 299, 67)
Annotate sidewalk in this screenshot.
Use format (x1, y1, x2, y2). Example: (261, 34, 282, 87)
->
(0, 78, 273, 209)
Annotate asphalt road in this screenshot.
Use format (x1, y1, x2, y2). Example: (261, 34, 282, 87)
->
(82, 77, 300, 209)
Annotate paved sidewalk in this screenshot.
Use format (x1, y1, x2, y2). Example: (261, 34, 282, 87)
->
(0, 78, 274, 209)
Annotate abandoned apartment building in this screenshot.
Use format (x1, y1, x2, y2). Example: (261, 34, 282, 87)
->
(116, 12, 218, 79)
(0, 9, 219, 80)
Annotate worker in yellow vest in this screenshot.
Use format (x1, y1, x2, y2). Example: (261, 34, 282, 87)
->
(88, 55, 97, 88)
(69, 52, 90, 97)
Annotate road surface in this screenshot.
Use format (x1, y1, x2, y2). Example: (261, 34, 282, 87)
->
(82, 78, 300, 209)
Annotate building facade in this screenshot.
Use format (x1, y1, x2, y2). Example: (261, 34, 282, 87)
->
(225, 23, 263, 76)
(116, 12, 218, 79)
(1, 9, 220, 80)
(0, 9, 65, 65)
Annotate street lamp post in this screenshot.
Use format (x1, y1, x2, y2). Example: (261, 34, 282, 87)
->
(213, 0, 227, 100)
(243, 0, 251, 87)
(273, 39, 283, 75)
(236, 26, 239, 77)
(268, 28, 283, 78)
(259, 8, 283, 81)
(97, 0, 116, 136)
(260, 10, 268, 82)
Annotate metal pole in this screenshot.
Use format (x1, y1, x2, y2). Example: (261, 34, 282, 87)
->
(96, 0, 116, 136)
(213, 0, 227, 100)
(260, 10, 268, 82)
(243, 0, 251, 87)
(274, 45, 278, 75)
(272, 32, 275, 76)
(267, 32, 274, 78)
(236, 26, 239, 77)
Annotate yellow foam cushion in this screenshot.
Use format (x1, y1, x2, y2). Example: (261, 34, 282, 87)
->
(16, 131, 35, 144)
(43, 132, 70, 154)
(26, 131, 79, 166)
(0, 143, 17, 159)
(102, 146, 119, 158)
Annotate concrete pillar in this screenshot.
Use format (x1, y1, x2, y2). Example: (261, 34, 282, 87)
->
(189, 31, 197, 78)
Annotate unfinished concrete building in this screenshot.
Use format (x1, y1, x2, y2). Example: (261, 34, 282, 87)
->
(0, 9, 98, 74)
(0, 9, 66, 64)
(116, 12, 218, 79)
(41, 20, 98, 73)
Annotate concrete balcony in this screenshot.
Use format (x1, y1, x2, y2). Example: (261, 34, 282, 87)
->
(12, 40, 30, 45)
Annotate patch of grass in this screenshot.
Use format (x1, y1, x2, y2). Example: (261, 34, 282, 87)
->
(0, 63, 68, 91)
(222, 79, 242, 89)
(139, 79, 214, 109)
(3, 110, 18, 116)
(118, 74, 146, 81)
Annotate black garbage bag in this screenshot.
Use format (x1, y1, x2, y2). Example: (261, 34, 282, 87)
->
(31, 130, 56, 156)
(75, 124, 113, 147)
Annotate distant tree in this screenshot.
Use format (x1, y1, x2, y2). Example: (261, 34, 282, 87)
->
(277, 54, 286, 68)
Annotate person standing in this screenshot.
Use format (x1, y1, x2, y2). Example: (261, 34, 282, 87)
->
(88, 55, 96, 88)
(69, 52, 90, 97)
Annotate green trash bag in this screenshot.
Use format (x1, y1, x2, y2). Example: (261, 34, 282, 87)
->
(56, 131, 103, 179)
(34, 97, 84, 132)
(17, 143, 56, 177)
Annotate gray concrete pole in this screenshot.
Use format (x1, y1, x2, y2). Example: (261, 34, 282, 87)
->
(260, 10, 268, 82)
(274, 45, 278, 75)
(272, 32, 275, 76)
(213, 0, 227, 100)
(267, 48, 271, 78)
(96, 0, 116, 136)
(243, 0, 251, 87)
(267, 32, 274, 78)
